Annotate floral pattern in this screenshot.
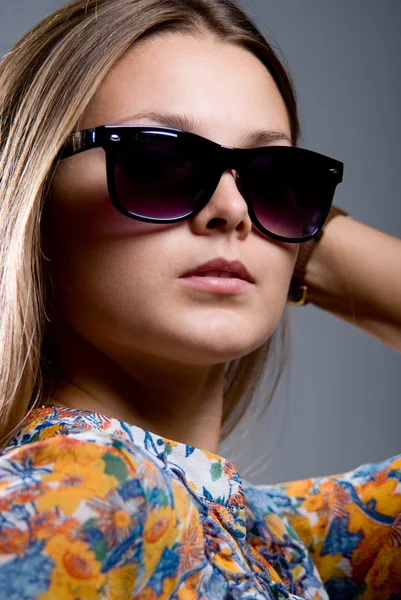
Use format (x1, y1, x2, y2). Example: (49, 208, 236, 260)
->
(0, 405, 400, 599)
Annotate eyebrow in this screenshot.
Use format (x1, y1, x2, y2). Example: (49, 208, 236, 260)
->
(113, 111, 293, 147)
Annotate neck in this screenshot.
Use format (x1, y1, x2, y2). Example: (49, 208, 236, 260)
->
(43, 321, 226, 454)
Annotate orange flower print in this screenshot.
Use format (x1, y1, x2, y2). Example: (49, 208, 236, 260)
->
(0, 527, 30, 554)
(209, 504, 233, 531)
(362, 545, 401, 597)
(97, 415, 113, 431)
(29, 508, 78, 541)
(229, 492, 244, 508)
(350, 535, 383, 579)
(222, 461, 238, 480)
(12, 481, 48, 505)
(388, 512, 401, 547)
(0, 496, 12, 512)
(177, 511, 204, 573)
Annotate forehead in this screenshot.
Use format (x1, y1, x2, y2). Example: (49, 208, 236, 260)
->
(80, 33, 291, 147)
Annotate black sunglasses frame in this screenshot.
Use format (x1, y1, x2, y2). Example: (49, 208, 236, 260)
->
(58, 125, 344, 243)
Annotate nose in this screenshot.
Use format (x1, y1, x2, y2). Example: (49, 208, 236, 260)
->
(189, 170, 253, 240)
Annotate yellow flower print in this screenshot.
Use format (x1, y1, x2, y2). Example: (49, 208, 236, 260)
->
(39, 534, 105, 600)
(177, 578, 200, 600)
(282, 479, 314, 498)
(286, 513, 313, 548)
(187, 481, 198, 494)
(33, 436, 106, 469)
(161, 438, 178, 448)
(140, 506, 178, 588)
(264, 513, 287, 543)
(357, 474, 400, 516)
(203, 449, 221, 461)
(302, 493, 326, 514)
(37, 457, 118, 515)
(312, 552, 344, 582)
(144, 506, 177, 545)
(302, 480, 350, 521)
(21, 416, 43, 434)
(133, 588, 158, 600)
(291, 563, 305, 581)
(345, 502, 380, 534)
(214, 546, 243, 574)
(102, 564, 138, 600)
(39, 424, 63, 440)
(172, 480, 191, 516)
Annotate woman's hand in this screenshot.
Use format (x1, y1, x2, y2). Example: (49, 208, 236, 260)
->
(305, 215, 401, 353)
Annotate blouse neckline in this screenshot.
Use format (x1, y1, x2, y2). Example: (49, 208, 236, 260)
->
(14, 404, 245, 511)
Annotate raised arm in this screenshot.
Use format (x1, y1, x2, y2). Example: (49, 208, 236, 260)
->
(305, 215, 401, 352)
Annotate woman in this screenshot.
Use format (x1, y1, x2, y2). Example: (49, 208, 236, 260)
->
(0, 0, 400, 598)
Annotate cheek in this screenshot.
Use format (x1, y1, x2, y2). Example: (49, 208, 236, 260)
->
(47, 150, 184, 248)
(256, 238, 298, 314)
(255, 229, 298, 282)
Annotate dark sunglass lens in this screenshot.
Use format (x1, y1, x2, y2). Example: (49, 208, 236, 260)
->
(249, 150, 332, 240)
(113, 134, 206, 220)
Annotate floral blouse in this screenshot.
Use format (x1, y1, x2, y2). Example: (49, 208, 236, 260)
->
(0, 406, 400, 600)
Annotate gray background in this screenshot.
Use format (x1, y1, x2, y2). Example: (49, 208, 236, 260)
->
(1, 0, 400, 484)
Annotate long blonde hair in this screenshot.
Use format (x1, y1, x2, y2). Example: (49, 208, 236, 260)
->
(0, 0, 300, 451)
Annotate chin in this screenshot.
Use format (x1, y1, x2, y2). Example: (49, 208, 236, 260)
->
(175, 329, 273, 365)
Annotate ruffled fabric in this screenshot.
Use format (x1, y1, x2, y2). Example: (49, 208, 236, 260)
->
(0, 405, 400, 599)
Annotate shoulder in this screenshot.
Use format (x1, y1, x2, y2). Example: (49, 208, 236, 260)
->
(0, 430, 202, 596)
(244, 454, 401, 595)
(277, 453, 401, 508)
(0, 428, 180, 509)
(0, 430, 200, 597)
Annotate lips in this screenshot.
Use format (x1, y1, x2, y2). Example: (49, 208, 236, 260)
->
(181, 258, 254, 283)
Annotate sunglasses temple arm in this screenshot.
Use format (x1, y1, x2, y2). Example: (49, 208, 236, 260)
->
(57, 128, 99, 160)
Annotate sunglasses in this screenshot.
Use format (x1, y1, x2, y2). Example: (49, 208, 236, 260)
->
(58, 125, 344, 243)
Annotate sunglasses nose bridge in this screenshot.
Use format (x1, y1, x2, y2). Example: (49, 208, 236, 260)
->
(209, 148, 250, 220)
(214, 146, 247, 187)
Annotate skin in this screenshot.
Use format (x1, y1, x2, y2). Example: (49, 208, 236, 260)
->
(43, 33, 297, 454)
(306, 216, 401, 352)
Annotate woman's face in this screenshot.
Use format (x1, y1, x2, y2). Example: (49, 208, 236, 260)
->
(47, 33, 297, 368)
